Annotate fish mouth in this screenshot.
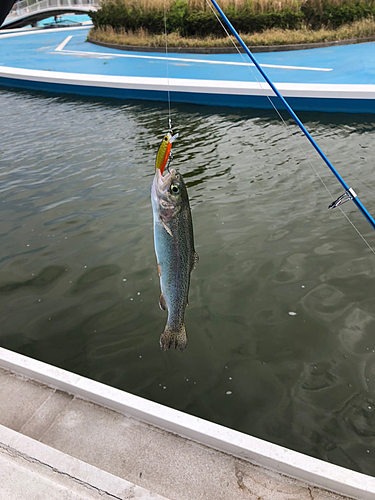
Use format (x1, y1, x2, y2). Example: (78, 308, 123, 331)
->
(155, 167, 175, 189)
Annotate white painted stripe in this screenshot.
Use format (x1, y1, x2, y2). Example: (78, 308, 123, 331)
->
(57, 45, 333, 72)
(1, 66, 374, 100)
(55, 35, 73, 52)
(0, 25, 90, 39)
(0, 347, 375, 500)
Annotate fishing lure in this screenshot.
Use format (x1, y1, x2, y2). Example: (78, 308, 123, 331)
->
(155, 132, 178, 175)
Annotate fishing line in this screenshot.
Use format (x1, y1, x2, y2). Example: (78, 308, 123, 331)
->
(340, 210, 375, 255)
(205, 0, 375, 253)
(163, 0, 173, 133)
(205, 2, 329, 179)
(206, 2, 335, 194)
(206, 0, 335, 200)
(207, 0, 375, 235)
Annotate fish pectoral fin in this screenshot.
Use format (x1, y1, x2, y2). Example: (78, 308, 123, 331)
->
(157, 263, 161, 277)
(192, 252, 199, 270)
(162, 221, 173, 237)
(159, 293, 167, 311)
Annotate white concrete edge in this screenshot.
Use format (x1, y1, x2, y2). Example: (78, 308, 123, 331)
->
(0, 347, 375, 500)
(0, 424, 167, 500)
(1, 65, 375, 99)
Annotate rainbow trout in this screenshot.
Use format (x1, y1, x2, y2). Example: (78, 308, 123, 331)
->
(151, 166, 198, 351)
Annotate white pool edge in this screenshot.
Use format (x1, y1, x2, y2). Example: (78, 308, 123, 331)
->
(2, 65, 375, 100)
(0, 347, 374, 500)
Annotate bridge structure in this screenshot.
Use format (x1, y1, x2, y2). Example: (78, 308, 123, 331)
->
(1, 0, 99, 29)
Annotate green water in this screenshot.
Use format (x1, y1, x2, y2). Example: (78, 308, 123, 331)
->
(1, 88, 375, 475)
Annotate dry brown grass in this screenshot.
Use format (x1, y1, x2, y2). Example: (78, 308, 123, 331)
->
(89, 17, 375, 46)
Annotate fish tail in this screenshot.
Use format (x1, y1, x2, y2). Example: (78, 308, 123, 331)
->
(160, 324, 187, 352)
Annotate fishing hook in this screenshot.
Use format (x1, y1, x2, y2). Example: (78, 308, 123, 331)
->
(166, 150, 174, 173)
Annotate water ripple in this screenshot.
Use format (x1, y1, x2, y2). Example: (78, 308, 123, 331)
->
(1, 89, 375, 475)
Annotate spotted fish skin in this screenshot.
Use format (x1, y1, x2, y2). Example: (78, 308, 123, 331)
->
(151, 167, 198, 351)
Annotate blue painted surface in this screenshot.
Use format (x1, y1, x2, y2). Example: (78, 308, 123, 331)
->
(1, 26, 375, 111)
(1, 27, 375, 84)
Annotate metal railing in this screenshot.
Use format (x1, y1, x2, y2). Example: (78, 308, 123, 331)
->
(7, 0, 99, 18)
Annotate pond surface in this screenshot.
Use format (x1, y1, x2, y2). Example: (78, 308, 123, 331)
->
(1, 88, 375, 475)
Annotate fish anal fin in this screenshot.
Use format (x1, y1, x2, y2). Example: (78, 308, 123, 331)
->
(159, 293, 167, 311)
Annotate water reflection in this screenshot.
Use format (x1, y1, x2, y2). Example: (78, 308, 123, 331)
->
(1, 88, 375, 476)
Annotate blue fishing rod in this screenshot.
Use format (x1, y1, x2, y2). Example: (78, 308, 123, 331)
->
(208, 0, 375, 231)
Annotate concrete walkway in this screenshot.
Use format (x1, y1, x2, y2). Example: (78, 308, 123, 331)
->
(0, 426, 167, 500)
(0, 364, 357, 500)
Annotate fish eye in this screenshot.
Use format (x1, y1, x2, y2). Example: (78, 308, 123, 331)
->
(170, 183, 180, 195)
(164, 136, 169, 142)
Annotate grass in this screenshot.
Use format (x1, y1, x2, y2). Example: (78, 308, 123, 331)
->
(97, 0, 375, 15)
(88, 17, 375, 47)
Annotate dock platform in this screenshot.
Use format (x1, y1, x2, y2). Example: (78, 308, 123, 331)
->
(0, 348, 374, 499)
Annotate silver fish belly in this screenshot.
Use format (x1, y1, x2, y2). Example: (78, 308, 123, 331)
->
(151, 168, 198, 351)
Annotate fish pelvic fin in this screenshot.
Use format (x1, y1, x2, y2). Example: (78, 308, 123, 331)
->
(160, 323, 187, 352)
(159, 293, 167, 311)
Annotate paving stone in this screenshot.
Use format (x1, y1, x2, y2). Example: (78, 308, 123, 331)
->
(0, 370, 53, 432)
(20, 389, 74, 441)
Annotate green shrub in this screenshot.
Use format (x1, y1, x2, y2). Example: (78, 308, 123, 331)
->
(302, 2, 375, 29)
(229, 10, 304, 33)
(183, 11, 225, 36)
(88, 0, 375, 34)
(90, 2, 165, 33)
(168, 0, 190, 34)
(182, 9, 304, 35)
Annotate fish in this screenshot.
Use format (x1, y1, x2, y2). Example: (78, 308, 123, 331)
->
(151, 165, 198, 351)
(155, 132, 179, 175)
